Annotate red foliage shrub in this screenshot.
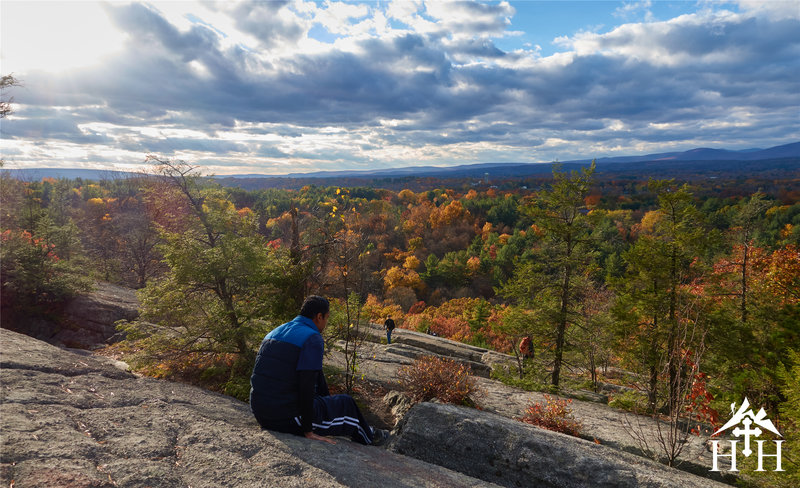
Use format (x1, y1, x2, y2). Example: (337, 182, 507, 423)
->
(431, 315, 470, 342)
(397, 355, 479, 405)
(683, 355, 719, 435)
(518, 395, 583, 437)
(408, 300, 427, 315)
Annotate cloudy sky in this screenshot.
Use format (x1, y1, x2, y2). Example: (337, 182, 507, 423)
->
(1, 0, 799, 175)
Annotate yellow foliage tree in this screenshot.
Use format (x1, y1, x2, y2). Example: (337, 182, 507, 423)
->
(430, 200, 468, 229)
(384, 265, 423, 291)
(398, 189, 417, 205)
(404, 255, 421, 270)
(481, 221, 493, 240)
(466, 256, 481, 274)
(362, 294, 404, 324)
(637, 210, 663, 235)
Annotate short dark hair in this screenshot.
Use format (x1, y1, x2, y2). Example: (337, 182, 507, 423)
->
(300, 295, 330, 319)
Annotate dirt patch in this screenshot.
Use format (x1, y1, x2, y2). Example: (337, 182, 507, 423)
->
(327, 377, 397, 431)
(357, 380, 398, 430)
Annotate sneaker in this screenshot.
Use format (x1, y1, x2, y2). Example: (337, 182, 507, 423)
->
(371, 428, 390, 447)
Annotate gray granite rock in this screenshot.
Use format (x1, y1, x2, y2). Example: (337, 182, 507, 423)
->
(0, 329, 501, 488)
(363, 323, 509, 378)
(329, 341, 735, 482)
(4, 282, 140, 349)
(58, 282, 140, 348)
(386, 402, 730, 488)
(383, 390, 414, 422)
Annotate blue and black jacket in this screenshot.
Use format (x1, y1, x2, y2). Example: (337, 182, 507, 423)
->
(250, 315, 329, 432)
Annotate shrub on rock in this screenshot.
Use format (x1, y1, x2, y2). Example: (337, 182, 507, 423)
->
(397, 355, 479, 405)
(518, 394, 583, 437)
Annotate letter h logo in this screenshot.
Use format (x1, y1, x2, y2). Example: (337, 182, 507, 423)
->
(710, 398, 784, 472)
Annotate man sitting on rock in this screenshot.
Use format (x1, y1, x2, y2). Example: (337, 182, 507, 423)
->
(250, 295, 389, 446)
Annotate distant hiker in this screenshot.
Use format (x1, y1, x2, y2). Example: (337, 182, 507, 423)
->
(519, 336, 534, 360)
(250, 295, 389, 446)
(384, 317, 396, 344)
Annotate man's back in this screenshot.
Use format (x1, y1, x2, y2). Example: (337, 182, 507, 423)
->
(249, 295, 382, 446)
(250, 316, 323, 421)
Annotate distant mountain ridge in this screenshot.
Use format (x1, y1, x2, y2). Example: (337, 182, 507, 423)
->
(590, 142, 800, 164)
(4, 142, 798, 182)
(224, 141, 800, 178)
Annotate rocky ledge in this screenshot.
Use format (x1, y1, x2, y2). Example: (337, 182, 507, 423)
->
(387, 402, 728, 488)
(0, 329, 496, 488)
(3, 282, 140, 350)
(1, 329, 730, 487)
(334, 334, 732, 482)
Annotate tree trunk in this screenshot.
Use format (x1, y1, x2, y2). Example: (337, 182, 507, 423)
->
(289, 206, 304, 309)
(648, 362, 659, 413)
(741, 242, 749, 324)
(667, 245, 679, 415)
(552, 261, 571, 387)
(648, 311, 659, 412)
(511, 339, 524, 379)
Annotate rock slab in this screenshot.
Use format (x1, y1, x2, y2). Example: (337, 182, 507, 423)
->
(386, 402, 729, 488)
(363, 323, 506, 378)
(340, 340, 727, 480)
(3, 282, 140, 350)
(0, 329, 499, 488)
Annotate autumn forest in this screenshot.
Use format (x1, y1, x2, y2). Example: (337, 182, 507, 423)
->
(1, 156, 798, 483)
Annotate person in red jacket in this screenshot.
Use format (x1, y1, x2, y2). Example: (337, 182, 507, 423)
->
(519, 336, 534, 360)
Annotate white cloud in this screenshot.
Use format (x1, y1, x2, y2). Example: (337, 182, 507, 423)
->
(387, 0, 423, 23)
(424, 0, 515, 38)
(315, 0, 370, 34)
(556, 7, 789, 68)
(736, 0, 800, 20)
(613, 0, 653, 21)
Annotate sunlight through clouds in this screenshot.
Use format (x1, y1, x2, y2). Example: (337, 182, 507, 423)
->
(1, 1, 126, 74)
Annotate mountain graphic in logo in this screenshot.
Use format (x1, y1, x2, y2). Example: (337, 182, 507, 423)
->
(713, 398, 781, 456)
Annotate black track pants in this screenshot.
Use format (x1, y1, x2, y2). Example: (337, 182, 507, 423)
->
(257, 394, 374, 445)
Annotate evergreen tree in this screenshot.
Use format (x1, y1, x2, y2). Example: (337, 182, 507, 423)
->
(612, 180, 708, 413)
(501, 161, 597, 387)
